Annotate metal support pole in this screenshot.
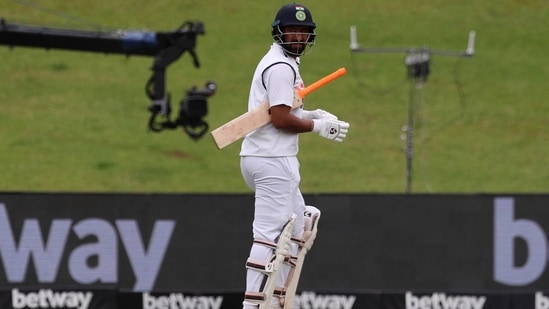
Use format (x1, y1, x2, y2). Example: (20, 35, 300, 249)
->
(350, 27, 475, 193)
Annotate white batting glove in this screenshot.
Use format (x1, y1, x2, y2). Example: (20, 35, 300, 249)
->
(312, 118, 350, 142)
(301, 109, 338, 120)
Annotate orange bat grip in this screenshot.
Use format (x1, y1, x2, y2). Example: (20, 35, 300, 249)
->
(297, 67, 347, 98)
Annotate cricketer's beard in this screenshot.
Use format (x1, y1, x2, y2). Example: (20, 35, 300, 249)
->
(284, 41, 307, 56)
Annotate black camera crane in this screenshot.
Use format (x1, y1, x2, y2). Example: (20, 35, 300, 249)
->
(0, 18, 216, 140)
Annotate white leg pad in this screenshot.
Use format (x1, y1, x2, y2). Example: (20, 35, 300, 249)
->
(244, 214, 296, 309)
(281, 206, 321, 308)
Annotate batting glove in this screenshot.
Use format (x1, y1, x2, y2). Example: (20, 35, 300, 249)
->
(301, 109, 338, 120)
(312, 118, 350, 142)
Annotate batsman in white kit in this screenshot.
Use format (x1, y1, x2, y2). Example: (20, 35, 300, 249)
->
(239, 3, 350, 308)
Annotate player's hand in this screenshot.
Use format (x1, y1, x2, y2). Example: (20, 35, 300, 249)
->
(312, 118, 350, 142)
(301, 109, 338, 120)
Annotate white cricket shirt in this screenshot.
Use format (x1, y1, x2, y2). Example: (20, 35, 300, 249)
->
(240, 43, 305, 157)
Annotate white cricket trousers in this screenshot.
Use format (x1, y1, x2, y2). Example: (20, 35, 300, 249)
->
(240, 156, 306, 308)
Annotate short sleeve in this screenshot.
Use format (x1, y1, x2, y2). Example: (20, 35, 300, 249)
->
(263, 63, 296, 108)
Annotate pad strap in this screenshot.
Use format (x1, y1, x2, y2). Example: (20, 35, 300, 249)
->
(244, 214, 297, 309)
(282, 208, 321, 308)
(253, 238, 278, 250)
(244, 291, 265, 304)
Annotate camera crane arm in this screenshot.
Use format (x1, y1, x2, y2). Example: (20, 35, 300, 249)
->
(0, 18, 215, 140)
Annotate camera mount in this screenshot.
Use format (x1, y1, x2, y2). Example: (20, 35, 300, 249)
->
(350, 26, 475, 192)
(0, 19, 215, 141)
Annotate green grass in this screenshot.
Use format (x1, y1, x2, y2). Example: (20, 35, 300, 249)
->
(0, 0, 547, 193)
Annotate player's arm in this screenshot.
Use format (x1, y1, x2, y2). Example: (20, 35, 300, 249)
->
(265, 64, 314, 133)
(266, 65, 350, 141)
(271, 105, 350, 142)
(270, 105, 314, 133)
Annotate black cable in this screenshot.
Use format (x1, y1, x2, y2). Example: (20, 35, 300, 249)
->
(350, 50, 408, 96)
(420, 56, 469, 146)
(12, 0, 109, 31)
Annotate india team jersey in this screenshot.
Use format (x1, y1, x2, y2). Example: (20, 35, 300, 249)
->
(240, 43, 305, 157)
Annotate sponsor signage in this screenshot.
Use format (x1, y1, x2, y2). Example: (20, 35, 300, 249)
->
(11, 289, 94, 309)
(0, 289, 116, 309)
(0, 203, 175, 291)
(494, 197, 549, 286)
(0, 194, 254, 292)
(1, 193, 549, 294)
(2, 289, 549, 309)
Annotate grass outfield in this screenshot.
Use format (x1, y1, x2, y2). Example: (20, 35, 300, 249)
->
(0, 0, 547, 193)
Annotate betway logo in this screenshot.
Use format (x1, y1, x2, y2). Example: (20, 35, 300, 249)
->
(293, 291, 356, 309)
(405, 292, 486, 309)
(12, 288, 92, 309)
(536, 292, 549, 309)
(143, 292, 222, 309)
(0, 203, 175, 291)
(494, 197, 548, 286)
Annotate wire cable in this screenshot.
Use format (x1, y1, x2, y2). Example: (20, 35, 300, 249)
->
(350, 51, 408, 96)
(12, 0, 110, 31)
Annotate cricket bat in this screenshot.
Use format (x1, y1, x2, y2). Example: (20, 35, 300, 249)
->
(210, 67, 347, 149)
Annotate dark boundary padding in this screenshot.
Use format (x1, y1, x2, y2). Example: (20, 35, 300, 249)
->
(1, 288, 549, 309)
(1, 193, 549, 295)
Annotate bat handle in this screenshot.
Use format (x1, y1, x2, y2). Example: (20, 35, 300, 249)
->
(298, 67, 347, 98)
